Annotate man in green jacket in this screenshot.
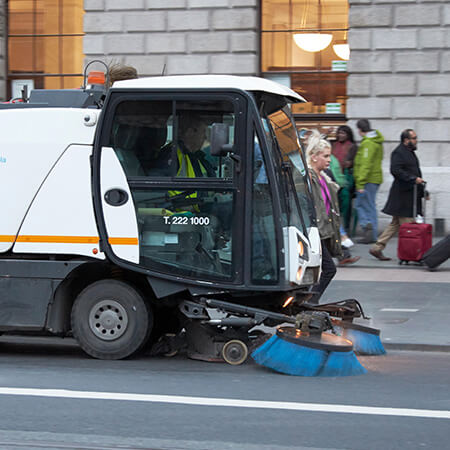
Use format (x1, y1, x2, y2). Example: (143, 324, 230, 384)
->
(354, 119, 384, 243)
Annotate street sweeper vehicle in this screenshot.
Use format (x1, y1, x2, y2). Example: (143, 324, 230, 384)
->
(0, 69, 382, 373)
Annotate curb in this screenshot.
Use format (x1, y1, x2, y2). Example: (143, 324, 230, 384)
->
(383, 343, 450, 353)
(337, 263, 450, 271)
(339, 264, 416, 270)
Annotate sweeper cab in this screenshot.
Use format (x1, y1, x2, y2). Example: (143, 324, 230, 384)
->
(0, 68, 323, 361)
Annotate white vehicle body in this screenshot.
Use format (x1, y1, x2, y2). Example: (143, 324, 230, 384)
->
(0, 74, 321, 360)
(114, 74, 306, 102)
(0, 109, 97, 253)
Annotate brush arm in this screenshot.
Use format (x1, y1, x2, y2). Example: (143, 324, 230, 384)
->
(204, 298, 296, 326)
(301, 298, 370, 320)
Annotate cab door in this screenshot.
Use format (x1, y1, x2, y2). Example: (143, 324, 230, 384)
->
(93, 93, 246, 285)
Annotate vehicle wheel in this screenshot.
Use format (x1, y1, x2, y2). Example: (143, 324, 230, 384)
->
(71, 280, 152, 360)
(221, 339, 248, 365)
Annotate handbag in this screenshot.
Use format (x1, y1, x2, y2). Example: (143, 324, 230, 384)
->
(323, 180, 343, 258)
(327, 207, 343, 257)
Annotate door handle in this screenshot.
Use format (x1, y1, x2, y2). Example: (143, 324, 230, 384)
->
(104, 188, 129, 206)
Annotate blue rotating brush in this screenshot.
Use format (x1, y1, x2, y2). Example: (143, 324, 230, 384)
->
(252, 326, 367, 377)
(332, 319, 386, 356)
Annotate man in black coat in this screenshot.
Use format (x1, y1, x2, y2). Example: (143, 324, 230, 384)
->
(369, 129, 426, 260)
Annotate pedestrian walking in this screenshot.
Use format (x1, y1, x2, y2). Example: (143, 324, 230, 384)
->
(370, 129, 427, 261)
(326, 155, 355, 251)
(332, 125, 358, 231)
(354, 119, 384, 244)
(306, 130, 359, 305)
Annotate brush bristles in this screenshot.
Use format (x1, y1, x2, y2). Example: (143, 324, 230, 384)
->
(251, 335, 367, 377)
(252, 335, 327, 376)
(320, 350, 367, 376)
(345, 328, 386, 355)
(335, 326, 386, 356)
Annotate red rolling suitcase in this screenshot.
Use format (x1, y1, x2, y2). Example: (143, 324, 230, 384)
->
(397, 184, 432, 264)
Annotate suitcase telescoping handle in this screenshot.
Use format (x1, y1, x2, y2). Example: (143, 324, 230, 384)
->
(413, 181, 426, 222)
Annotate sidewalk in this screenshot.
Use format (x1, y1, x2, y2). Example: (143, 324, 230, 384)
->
(342, 236, 450, 270)
(328, 237, 450, 352)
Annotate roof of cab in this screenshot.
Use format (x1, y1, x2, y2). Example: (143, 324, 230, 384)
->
(112, 75, 305, 103)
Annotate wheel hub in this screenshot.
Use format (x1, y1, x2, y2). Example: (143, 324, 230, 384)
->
(89, 300, 129, 341)
(227, 344, 243, 361)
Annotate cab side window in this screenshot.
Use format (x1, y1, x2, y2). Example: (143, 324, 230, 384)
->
(110, 100, 173, 177)
(110, 99, 236, 180)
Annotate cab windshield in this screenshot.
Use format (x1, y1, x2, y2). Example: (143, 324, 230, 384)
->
(264, 106, 315, 236)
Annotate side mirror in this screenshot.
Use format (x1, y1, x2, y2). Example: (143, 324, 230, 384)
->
(210, 123, 233, 157)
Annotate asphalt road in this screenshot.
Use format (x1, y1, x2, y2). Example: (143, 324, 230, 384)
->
(325, 280, 450, 349)
(0, 336, 449, 450)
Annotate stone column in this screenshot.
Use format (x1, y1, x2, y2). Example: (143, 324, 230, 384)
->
(347, 0, 449, 232)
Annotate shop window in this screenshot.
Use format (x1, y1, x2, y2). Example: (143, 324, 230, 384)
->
(261, 0, 349, 117)
(8, 0, 84, 98)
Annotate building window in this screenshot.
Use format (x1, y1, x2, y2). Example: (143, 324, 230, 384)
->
(8, 0, 84, 98)
(261, 0, 348, 120)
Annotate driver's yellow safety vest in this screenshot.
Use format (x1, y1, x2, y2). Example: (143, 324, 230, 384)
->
(168, 148, 208, 211)
(175, 148, 208, 178)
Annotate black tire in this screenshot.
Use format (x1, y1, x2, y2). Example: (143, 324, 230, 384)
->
(71, 280, 152, 360)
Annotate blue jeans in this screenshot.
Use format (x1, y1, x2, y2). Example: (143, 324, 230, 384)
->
(355, 183, 379, 240)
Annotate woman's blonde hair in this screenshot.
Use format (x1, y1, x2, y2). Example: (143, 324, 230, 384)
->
(305, 129, 331, 166)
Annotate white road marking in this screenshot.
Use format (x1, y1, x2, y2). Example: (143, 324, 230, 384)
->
(380, 308, 419, 312)
(0, 387, 449, 420)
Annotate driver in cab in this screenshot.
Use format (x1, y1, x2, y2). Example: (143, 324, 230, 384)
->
(176, 113, 216, 178)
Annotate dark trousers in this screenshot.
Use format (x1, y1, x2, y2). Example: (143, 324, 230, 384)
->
(309, 239, 337, 305)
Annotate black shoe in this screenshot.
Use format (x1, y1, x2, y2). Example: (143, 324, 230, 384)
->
(357, 224, 374, 244)
(357, 237, 376, 244)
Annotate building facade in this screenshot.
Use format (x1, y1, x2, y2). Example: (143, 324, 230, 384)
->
(347, 0, 450, 232)
(2, 0, 449, 231)
(83, 0, 259, 76)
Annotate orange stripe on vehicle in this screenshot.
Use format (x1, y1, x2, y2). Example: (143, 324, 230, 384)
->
(108, 237, 138, 245)
(0, 235, 16, 242)
(16, 235, 100, 244)
(1, 235, 138, 245)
